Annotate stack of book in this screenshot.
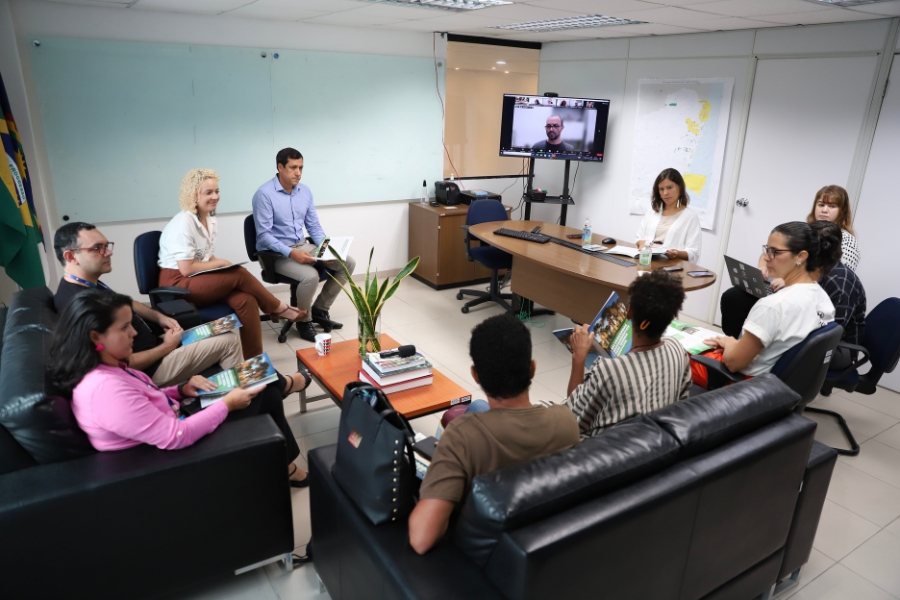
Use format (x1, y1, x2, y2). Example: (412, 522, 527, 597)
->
(359, 351, 434, 394)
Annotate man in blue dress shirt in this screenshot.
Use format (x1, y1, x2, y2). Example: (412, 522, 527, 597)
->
(252, 147, 356, 342)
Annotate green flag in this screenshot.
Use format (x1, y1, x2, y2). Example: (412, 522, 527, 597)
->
(0, 72, 45, 289)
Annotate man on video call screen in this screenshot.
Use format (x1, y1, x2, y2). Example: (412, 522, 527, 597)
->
(532, 115, 575, 152)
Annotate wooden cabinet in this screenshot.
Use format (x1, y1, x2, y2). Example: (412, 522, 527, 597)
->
(408, 201, 510, 289)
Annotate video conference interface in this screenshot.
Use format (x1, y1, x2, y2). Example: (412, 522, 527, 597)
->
(499, 94, 611, 162)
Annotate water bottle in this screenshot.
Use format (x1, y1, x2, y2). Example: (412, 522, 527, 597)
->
(420, 180, 428, 205)
(639, 241, 652, 271)
(581, 217, 592, 247)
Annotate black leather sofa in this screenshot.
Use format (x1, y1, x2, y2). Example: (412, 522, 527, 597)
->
(0, 287, 294, 600)
(309, 375, 837, 600)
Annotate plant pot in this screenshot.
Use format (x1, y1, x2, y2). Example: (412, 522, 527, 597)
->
(358, 313, 382, 357)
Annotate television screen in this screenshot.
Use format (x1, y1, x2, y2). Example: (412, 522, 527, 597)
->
(499, 94, 610, 162)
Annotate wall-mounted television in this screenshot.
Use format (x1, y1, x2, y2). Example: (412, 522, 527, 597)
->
(499, 94, 610, 162)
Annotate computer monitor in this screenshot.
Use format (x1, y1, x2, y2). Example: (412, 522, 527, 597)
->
(499, 94, 610, 162)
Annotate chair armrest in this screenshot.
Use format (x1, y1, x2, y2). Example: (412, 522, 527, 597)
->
(0, 418, 293, 600)
(149, 285, 190, 305)
(690, 354, 743, 390)
(460, 225, 474, 262)
(256, 250, 284, 285)
(830, 341, 870, 382)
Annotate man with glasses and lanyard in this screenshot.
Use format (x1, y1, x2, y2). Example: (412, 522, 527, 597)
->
(531, 115, 575, 152)
(52, 222, 243, 387)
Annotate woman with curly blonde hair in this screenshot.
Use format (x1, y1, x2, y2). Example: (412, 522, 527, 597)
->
(158, 169, 306, 358)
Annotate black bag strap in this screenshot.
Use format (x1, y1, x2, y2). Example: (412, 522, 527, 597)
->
(377, 407, 417, 468)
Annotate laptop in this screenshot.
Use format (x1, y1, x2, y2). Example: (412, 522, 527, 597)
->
(723, 255, 769, 299)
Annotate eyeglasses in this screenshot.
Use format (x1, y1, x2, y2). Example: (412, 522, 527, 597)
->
(762, 244, 791, 259)
(545, 124, 562, 129)
(71, 242, 115, 255)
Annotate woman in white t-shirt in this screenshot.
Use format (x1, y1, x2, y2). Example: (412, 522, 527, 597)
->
(158, 169, 306, 359)
(692, 221, 841, 387)
(636, 168, 702, 264)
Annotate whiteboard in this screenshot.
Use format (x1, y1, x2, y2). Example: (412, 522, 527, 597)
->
(28, 37, 444, 223)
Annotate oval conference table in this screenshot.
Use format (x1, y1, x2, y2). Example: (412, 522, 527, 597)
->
(467, 220, 717, 325)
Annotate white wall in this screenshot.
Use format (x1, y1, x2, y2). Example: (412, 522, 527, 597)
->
(1, 0, 445, 299)
(535, 20, 895, 323)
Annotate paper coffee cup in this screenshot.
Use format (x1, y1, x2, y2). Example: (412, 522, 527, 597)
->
(315, 333, 332, 356)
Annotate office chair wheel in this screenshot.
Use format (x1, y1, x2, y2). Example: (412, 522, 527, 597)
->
(461, 306, 470, 314)
(456, 292, 464, 300)
(278, 333, 287, 343)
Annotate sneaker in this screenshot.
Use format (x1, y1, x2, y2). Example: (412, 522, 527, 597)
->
(296, 321, 317, 343)
(312, 308, 343, 330)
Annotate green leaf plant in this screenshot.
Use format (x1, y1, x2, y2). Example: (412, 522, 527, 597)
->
(328, 246, 420, 356)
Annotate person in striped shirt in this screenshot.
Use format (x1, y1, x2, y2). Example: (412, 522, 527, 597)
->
(565, 271, 692, 438)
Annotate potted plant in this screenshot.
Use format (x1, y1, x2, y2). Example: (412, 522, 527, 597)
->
(328, 247, 420, 357)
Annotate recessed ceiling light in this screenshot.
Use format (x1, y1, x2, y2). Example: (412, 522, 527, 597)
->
(504, 70, 509, 74)
(455, 67, 460, 70)
(493, 14, 647, 32)
(492, 67, 496, 70)
(800, 0, 894, 6)
(362, 0, 512, 11)
(496, 61, 506, 65)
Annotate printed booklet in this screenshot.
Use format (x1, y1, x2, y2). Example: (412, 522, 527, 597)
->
(198, 352, 278, 407)
(554, 292, 719, 361)
(181, 313, 242, 346)
(315, 236, 354, 262)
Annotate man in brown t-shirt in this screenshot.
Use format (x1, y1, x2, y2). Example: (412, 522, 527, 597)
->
(408, 314, 579, 555)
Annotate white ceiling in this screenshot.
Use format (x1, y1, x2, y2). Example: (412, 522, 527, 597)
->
(33, 0, 900, 42)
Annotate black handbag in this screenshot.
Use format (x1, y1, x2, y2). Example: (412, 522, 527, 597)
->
(332, 382, 420, 525)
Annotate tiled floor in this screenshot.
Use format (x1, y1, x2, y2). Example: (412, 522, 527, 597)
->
(162, 277, 900, 600)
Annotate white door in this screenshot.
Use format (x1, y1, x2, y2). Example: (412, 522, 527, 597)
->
(716, 55, 879, 322)
(854, 56, 900, 392)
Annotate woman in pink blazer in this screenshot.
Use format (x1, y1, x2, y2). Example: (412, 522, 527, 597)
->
(49, 288, 310, 487)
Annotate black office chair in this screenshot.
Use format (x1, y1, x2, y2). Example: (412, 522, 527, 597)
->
(815, 298, 900, 455)
(691, 322, 847, 446)
(133, 231, 232, 329)
(457, 200, 515, 314)
(242, 215, 328, 344)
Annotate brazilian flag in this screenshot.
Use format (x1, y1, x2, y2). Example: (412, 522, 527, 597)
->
(0, 72, 45, 289)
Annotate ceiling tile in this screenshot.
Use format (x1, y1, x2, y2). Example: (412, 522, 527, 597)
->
(844, 2, 900, 16)
(761, 7, 884, 24)
(372, 18, 446, 31)
(523, 0, 661, 13)
(335, 3, 449, 21)
(228, 0, 331, 21)
(679, 16, 788, 30)
(652, 0, 735, 5)
(132, 0, 254, 14)
(599, 5, 729, 23)
(687, 0, 830, 17)
(302, 8, 407, 26)
(593, 22, 705, 35)
(277, 0, 364, 10)
(38, 0, 131, 6)
(471, 4, 594, 24)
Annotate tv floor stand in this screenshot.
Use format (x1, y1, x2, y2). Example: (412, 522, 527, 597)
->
(523, 157, 576, 226)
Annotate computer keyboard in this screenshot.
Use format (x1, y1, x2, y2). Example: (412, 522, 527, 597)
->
(493, 227, 551, 243)
(548, 237, 636, 267)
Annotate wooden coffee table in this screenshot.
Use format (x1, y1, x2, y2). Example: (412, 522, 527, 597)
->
(295, 334, 472, 418)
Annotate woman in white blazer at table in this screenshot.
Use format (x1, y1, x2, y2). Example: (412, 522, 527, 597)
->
(636, 168, 702, 264)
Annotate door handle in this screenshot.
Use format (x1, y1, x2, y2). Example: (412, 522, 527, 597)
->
(735, 198, 749, 207)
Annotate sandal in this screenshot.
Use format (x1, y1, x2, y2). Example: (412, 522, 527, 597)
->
(289, 463, 310, 489)
(283, 370, 312, 398)
(272, 304, 305, 323)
